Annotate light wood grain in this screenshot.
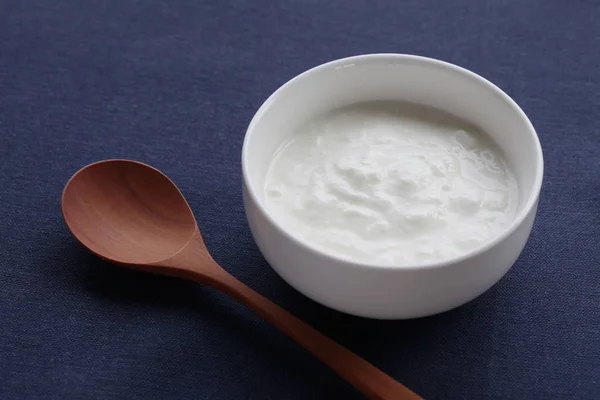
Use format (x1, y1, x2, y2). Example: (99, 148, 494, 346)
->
(61, 159, 422, 400)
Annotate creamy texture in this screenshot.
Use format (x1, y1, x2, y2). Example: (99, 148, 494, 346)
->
(264, 102, 518, 266)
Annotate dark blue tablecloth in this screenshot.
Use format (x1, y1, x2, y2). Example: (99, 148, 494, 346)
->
(1, 1, 599, 399)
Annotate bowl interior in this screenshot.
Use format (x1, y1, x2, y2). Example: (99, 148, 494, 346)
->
(244, 54, 542, 231)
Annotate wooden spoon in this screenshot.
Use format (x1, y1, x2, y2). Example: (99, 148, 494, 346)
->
(60, 159, 422, 400)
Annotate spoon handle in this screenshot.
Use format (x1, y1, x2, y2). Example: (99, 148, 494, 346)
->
(204, 271, 422, 400)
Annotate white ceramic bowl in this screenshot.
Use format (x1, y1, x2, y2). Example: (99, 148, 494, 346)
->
(241, 54, 543, 319)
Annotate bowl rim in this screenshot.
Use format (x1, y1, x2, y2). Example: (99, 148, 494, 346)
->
(241, 53, 544, 271)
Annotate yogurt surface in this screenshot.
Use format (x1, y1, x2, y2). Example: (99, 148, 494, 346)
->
(264, 101, 519, 266)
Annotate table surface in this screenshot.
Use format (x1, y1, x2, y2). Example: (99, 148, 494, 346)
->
(1, 1, 599, 399)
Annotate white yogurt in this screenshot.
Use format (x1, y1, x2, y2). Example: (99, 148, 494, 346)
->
(264, 102, 519, 266)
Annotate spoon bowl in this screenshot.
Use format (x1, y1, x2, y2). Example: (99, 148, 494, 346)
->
(62, 160, 196, 264)
(61, 159, 422, 400)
